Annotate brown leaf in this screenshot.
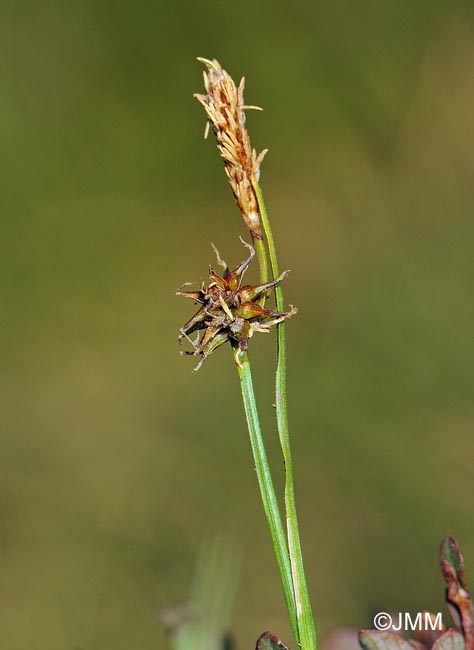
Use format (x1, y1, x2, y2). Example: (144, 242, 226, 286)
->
(359, 630, 421, 650)
(439, 537, 474, 650)
(255, 631, 291, 650)
(431, 630, 465, 650)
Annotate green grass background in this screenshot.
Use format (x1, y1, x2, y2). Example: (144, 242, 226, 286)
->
(1, 1, 474, 648)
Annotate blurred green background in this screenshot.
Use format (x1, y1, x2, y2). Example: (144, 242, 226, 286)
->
(1, 0, 474, 648)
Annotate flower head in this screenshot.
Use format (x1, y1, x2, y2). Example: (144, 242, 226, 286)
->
(177, 239, 296, 371)
(194, 58, 268, 240)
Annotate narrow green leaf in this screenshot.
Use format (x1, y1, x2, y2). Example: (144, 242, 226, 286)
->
(237, 351, 299, 643)
(254, 179, 317, 650)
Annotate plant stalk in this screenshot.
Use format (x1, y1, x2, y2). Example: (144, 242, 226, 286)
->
(253, 179, 318, 650)
(253, 237, 270, 286)
(235, 347, 299, 643)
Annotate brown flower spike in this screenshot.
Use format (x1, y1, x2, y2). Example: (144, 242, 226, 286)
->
(194, 58, 267, 240)
(177, 240, 296, 371)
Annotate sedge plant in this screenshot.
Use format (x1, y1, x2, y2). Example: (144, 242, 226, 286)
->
(177, 58, 317, 650)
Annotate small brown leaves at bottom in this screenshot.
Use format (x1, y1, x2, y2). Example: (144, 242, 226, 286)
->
(440, 537, 467, 593)
(439, 536, 474, 650)
(432, 631, 465, 650)
(256, 631, 291, 650)
(359, 631, 422, 650)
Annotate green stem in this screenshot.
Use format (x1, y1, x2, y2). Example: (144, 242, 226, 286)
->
(252, 236, 270, 306)
(236, 348, 299, 644)
(253, 180, 318, 650)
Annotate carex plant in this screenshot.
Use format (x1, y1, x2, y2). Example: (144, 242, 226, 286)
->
(176, 58, 318, 650)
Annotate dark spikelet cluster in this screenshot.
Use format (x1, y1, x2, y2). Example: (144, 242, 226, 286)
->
(194, 58, 267, 240)
(177, 240, 296, 371)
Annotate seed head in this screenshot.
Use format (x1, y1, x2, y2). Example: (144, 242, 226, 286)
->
(177, 239, 296, 371)
(194, 58, 268, 240)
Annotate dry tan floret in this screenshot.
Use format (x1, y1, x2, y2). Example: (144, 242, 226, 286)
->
(194, 58, 268, 240)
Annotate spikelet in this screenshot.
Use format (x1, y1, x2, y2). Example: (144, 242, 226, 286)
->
(194, 58, 268, 240)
